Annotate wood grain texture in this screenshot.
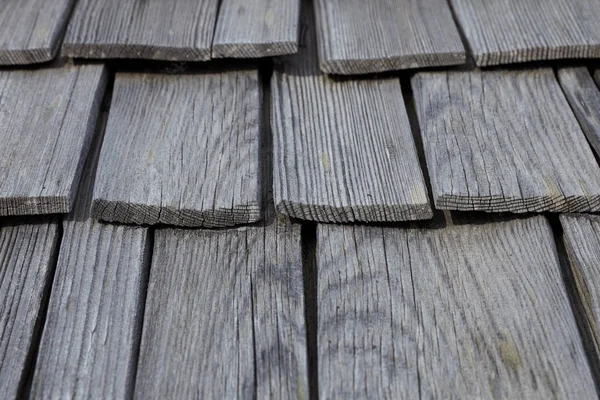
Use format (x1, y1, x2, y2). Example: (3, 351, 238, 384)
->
(272, 6, 432, 223)
(317, 217, 597, 399)
(0, 65, 107, 217)
(313, 0, 465, 74)
(558, 67, 600, 157)
(412, 68, 600, 213)
(135, 218, 307, 399)
(560, 213, 600, 357)
(0, 221, 60, 399)
(212, 0, 300, 58)
(92, 70, 262, 228)
(63, 0, 220, 61)
(0, 0, 75, 64)
(451, 0, 600, 66)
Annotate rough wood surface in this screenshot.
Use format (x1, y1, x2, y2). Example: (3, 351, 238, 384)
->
(561, 214, 600, 357)
(92, 70, 262, 228)
(0, 65, 107, 217)
(272, 6, 432, 223)
(63, 0, 220, 61)
(135, 218, 307, 399)
(212, 0, 300, 58)
(451, 0, 600, 66)
(317, 217, 597, 398)
(0, 0, 75, 64)
(412, 68, 600, 213)
(558, 67, 600, 156)
(313, 0, 465, 74)
(0, 222, 60, 399)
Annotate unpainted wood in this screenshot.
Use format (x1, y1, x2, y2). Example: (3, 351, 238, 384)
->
(135, 218, 307, 399)
(0, 0, 75, 64)
(272, 5, 432, 223)
(63, 0, 220, 61)
(0, 221, 60, 399)
(412, 68, 600, 213)
(451, 0, 600, 66)
(0, 65, 107, 216)
(313, 0, 465, 74)
(317, 217, 597, 398)
(558, 67, 600, 157)
(92, 71, 262, 228)
(212, 0, 300, 58)
(560, 214, 600, 356)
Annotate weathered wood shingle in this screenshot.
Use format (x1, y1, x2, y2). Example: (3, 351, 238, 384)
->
(92, 70, 262, 228)
(63, 0, 220, 61)
(412, 69, 600, 213)
(212, 0, 300, 58)
(0, 0, 75, 64)
(0, 65, 107, 216)
(451, 0, 600, 66)
(314, 0, 465, 74)
(272, 4, 432, 223)
(135, 218, 307, 398)
(318, 217, 597, 398)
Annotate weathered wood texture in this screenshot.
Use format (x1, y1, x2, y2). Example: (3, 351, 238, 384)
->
(0, 0, 75, 64)
(135, 218, 307, 399)
(561, 214, 600, 356)
(272, 6, 432, 223)
(212, 0, 300, 58)
(313, 0, 465, 74)
(451, 0, 600, 66)
(412, 69, 600, 213)
(558, 67, 600, 156)
(317, 217, 597, 398)
(63, 0, 220, 61)
(92, 70, 262, 228)
(0, 65, 107, 217)
(0, 222, 60, 399)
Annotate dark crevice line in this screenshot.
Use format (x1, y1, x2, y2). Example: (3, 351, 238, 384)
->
(445, 0, 476, 70)
(301, 222, 318, 400)
(19, 217, 64, 400)
(259, 59, 275, 224)
(547, 215, 600, 397)
(250, 274, 258, 399)
(209, 0, 225, 51)
(126, 227, 155, 400)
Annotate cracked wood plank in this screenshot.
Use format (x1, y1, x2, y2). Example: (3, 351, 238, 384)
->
(558, 67, 600, 156)
(30, 109, 151, 399)
(317, 217, 596, 399)
(212, 0, 300, 58)
(63, 0, 220, 61)
(412, 68, 600, 213)
(560, 214, 600, 357)
(0, 0, 75, 64)
(135, 218, 307, 399)
(451, 0, 600, 66)
(0, 221, 60, 399)
(313, 0, 465, 74)
(92, 70, 262, 228)
(272, 3, 432, 223)
(0, 65, 107, 216)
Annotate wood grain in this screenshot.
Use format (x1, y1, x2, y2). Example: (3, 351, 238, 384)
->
(560, 214, 600, 357)
(0, 65, 107, 217)
(412, 68, 600, 213)
(313, 0, 465, 74)
(212, 0, 300, 58)
(63, 0, 220, 61)
(135, 218, 307, 399)
(451, 0, 600, 66)
(558, 67, 600, 156)
(0, 221, 60, 399)
(0, 0, 75, 64)
(272, 5, 432, 223)
(317, 217, 597, 398)
(92, 70, 262, 228)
